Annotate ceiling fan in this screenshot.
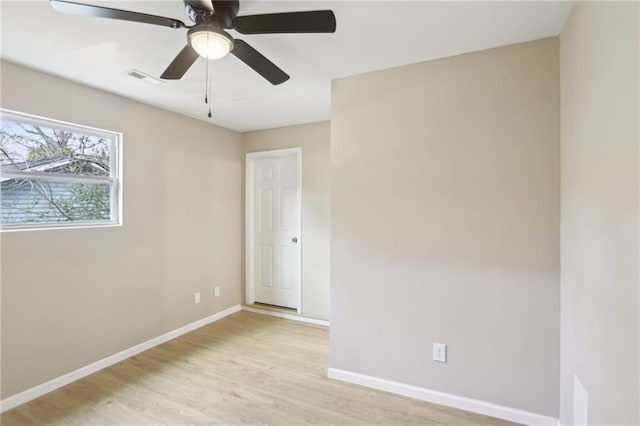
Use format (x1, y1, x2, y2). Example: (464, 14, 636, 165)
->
(49, 0, 337, 85)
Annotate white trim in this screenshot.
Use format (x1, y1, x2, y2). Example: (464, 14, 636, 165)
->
(245, 153, 256, 306)
(0, 170, 115, 184)
(0, 305, 241, 413)
(245, 148, 303, 313)
(0, 221, 121, 233)
(295, 150, 302, 314)
(246, 147, 302, 160)
(327, 368, 558, 426)
(241, 305, 329, 327)
(0, 108, 121, 138)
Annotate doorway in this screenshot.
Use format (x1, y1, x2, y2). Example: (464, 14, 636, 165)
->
(245, 148, 302, 312)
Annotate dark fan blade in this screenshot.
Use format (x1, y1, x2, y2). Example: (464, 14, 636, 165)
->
(233, 10, 336, 34)
(161, 45, 200, 80)
(231, 39, 289, 85)
(50, 0, 186, 29)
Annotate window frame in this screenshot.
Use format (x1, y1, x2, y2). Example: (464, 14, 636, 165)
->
(0, 109, 123, 232)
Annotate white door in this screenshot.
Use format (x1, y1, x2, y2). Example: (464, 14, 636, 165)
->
(248, 150, 301, 309)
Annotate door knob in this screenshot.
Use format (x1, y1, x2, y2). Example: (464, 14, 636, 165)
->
(292, 237, 298, 243)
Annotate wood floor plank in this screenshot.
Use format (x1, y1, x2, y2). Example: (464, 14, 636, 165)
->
(1, 311, 518, 425)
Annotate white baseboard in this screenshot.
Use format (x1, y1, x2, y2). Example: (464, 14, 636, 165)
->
(241, 305, 329, 327)
(0, 304, 242, 413)
(327, 368, 558, 426)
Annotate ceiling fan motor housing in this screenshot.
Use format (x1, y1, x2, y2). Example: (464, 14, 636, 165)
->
(184, 0, 239, 27)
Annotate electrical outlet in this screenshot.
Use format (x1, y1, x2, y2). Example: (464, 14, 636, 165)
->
(214, 287, 220, 298)
(194, 292, 201, 304)
(433, 343, 446, 362)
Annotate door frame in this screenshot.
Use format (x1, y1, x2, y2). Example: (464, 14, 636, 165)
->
(245, 147, 302, 313)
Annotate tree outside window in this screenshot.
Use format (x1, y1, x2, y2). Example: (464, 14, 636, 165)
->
(0, 110, 121, 230)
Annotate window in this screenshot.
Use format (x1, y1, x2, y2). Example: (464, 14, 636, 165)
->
(0, 109, 121, 230)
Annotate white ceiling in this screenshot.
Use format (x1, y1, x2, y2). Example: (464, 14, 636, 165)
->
(0, 1, 573, 132)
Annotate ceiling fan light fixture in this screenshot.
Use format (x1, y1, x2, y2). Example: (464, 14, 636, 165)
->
(188, 26, 233, 60)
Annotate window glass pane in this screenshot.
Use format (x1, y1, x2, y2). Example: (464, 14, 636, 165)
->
(0, 119, 112, 177)
(1, 178, 112, 225)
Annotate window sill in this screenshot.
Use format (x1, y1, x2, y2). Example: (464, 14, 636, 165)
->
(0, 221, 122, 233)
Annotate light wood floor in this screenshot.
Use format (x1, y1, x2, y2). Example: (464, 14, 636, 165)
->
(1, 311, 517, 425)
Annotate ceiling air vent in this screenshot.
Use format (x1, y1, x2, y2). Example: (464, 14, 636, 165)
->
(127, 69, 163, 86)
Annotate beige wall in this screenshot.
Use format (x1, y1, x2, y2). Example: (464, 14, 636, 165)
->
(330, 38, 560, 416)
(559, 2, 640, 425)
(0, 61, 243, 399)
(243, 122, 330, 320)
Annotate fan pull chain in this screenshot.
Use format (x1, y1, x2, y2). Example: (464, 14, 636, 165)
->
(205, 60, 209, 105)
(205, 33, 209, 105)
(208, 75, 212, 118)
(204, 33, 212, 119)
